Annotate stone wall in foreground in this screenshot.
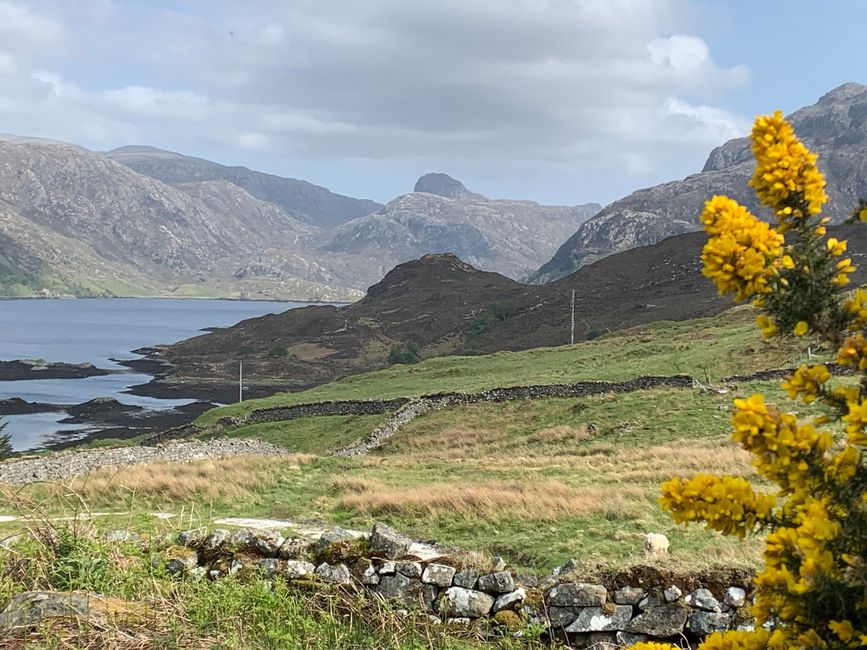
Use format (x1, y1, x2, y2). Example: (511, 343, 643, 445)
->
(152, 522, 754, 649)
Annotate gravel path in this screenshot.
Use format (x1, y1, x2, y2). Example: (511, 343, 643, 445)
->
(0, 438, 289, 486)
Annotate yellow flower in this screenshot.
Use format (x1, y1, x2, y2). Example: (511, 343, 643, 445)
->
(700, 195, 784, 302)
(695, 629, 771, 649)
(757, 314, 777, 338)
(837, 334, 867, 370)
(829, 620, 854, 643)
(859, 206, 867, 222)
(782, 364, 830, 404)
(826, 237, 847, 256)
(793, 320, 808, 336)
(660, 473, 776, 538)
(833, 257, 856, 286)
(844, 288, 867, 331)
(750, 111, 828, 219)
(843, 399, 867, 446)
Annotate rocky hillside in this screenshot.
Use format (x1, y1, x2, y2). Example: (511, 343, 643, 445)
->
(105, 146, 382, 228)
(0, 142, 598, 299)
(324, 173, 600, 281)
(0, 139, 363, 300)
(138, 223, 867, 401)
(533, 82, 867, 282)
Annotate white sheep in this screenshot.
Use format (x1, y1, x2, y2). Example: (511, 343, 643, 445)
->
(644, 532, 670, 557)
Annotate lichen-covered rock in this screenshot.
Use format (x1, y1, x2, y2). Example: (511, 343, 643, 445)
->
(492, 588, 525, 612)
(724, 587, 747, 608)
(278, 537, 312, 560)
(396, 561, 422, 578)
(370, 522, 413, 559)
(440, 587, 495, 618)
(176, 529, 203, 547)
(626, 603, 688, 637)
(547, 606, 579, 628)
(477, 571, 514, 594)
(663, 585, 682, 602)
(617, 631, 648, 647)
(165, 547, 199, 576)
(637, 590, 664, 611)
(315, 562, 352, 584)
(688, 610, 732, 635)
(229, 529, 256, 552)
(377, 573, 437, 610)
(685, 588, 722, 612)
(362, 565, 380, 585)
(203, 529, 231, 552)
(250, 530, 284, 557)
(546, 583, 606, 607)
(452, 569, 479, 589)
(252, 558, 281, 577)
(565, 605, 632, 633)
(614, 586, 645, 605)
(379, 561, 396, 575)
(314, 528, 356, 554)
(103, 529, 141, 544)
(422, 563, 456, 587)
(284, 560, 315, 580)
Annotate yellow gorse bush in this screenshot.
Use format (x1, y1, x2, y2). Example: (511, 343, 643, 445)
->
(631, 113, 867, 650)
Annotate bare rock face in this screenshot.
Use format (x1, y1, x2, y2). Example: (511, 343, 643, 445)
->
(533, 82, 867, 282)
(324, 175, 600, 282)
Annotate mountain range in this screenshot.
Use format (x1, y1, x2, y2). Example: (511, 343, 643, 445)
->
(532, 82, 867, 282)
(1, 82, 864, 300)
(0, 138, 598, 300)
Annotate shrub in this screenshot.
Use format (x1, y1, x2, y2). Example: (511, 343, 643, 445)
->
(0, 421, 11, 461)
(387, 342, 421, 365)
(632, 112, 866, 649)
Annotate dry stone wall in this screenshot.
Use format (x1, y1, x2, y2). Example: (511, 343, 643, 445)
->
(150, 521, 755, 649)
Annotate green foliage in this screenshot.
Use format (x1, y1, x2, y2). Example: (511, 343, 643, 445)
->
(583, 328, 605, 341)
(468, 302, 515, 337)
(388, 342, 421, 365)
(0, 421, 11, 461)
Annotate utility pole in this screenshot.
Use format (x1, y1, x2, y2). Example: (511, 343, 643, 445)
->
(570, 289, 576, 345)
(239, 360, 243, 403)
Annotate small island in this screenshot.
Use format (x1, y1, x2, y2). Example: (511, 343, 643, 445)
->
(0, 359, 115, 381)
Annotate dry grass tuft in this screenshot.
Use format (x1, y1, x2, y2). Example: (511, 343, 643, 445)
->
(526, 424, 594, 445)
(336, 478, 646, 521)
(3, 455, 312, 507)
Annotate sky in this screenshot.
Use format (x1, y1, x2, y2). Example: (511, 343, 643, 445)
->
(0, 0, 863, 207)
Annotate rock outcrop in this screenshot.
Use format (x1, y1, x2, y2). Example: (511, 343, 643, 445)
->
(533, 82, 867, 282)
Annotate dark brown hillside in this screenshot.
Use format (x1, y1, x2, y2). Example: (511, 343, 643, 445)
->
(138, 225, 867, 401)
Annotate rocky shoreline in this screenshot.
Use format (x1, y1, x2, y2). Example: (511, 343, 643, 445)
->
(0, 359, 115, 381)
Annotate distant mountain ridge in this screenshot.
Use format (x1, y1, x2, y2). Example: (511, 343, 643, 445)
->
(325, 172, 600, 281)
(0, 141, 598, 299)
(105, 145, 382, 228)
(532, 82, 867, 283)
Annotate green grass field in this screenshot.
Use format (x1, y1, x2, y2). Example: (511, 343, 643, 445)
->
(198, 305, 812, 425)
(0, 303, 828, 648)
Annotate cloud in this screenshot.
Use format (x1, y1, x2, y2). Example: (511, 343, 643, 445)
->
(0, 0, 751, 199)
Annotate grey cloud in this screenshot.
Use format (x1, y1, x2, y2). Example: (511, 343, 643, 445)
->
(0, 0, 750, 199)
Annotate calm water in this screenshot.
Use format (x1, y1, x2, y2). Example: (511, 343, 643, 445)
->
(0, 298, 307, 451)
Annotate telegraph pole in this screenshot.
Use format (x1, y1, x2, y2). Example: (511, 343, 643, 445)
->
(570, 289, 576, 345)
(239, 360, 243, 403)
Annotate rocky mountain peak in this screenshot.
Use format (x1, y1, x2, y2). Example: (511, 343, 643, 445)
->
(413, 173, 474, 199)
(818, 82, 867, 105)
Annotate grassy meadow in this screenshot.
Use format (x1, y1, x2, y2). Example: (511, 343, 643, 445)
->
(0, 303, 828, 648)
